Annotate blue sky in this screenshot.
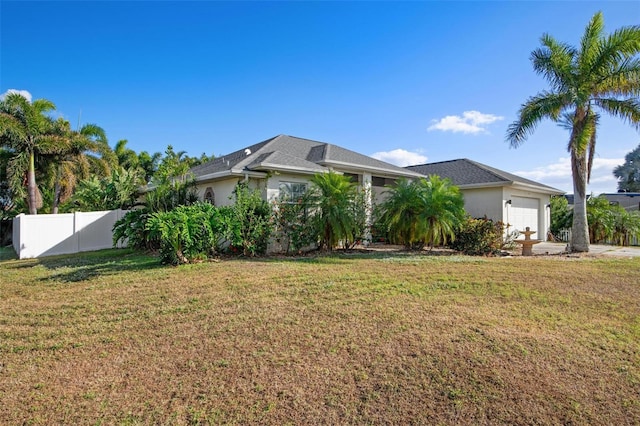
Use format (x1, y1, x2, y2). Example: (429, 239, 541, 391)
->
(2, 1, 639, 194)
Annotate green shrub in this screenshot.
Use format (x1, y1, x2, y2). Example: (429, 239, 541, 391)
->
(146, 202, 224, 265)
(220, 183, 273, 257)
(448, 217, 504, 255)
(272, 196, 318, 254)
(112, 208, 157, 251)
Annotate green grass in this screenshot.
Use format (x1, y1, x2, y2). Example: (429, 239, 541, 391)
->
(0, 246, 16, 261)
(1, 249, 639, 424)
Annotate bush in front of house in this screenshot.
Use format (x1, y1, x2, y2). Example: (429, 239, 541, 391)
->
(219, 182, 273, 257)
(448, 217, 504, 255)
(146, 202, 224, 265)
(272, 195, 319, 254)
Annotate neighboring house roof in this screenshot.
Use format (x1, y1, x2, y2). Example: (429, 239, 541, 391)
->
(596, 193, 640, 211)
(190, 134, 424, 182)
(406, 158, 565, 194)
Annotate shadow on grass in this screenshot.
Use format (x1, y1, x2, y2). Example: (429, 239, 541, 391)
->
(1, 248, 162, 283)
(0, 246, 17, 261)
(256, 246, 462, 264)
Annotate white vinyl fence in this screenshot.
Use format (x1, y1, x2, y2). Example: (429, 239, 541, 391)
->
(12, 210, 128, 259)
(556, 228, 639, 246)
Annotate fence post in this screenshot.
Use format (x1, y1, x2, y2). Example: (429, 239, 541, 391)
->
(12, 214, 23, 258)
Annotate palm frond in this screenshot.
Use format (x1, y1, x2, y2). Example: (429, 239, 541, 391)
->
(506, 91, 571, 147)
(578, 11, 605, 75)
(586, 112, 599, 183)
(595, 57, 640, 96)
(594, 97, 640, 130)
(590, 25, 640, 86)
(532, 34, 576, 91)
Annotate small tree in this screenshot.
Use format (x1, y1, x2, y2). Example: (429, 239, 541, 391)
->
(307, 172, 358, 251)
(378, 176, 465, 249)
(613, 144, 640, 192)
(550, 195, 573, 237)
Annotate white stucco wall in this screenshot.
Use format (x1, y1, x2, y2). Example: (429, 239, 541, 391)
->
(459, 186, 552, 241)
(196, 177, 240, 206)
(460, 187, 504, 222)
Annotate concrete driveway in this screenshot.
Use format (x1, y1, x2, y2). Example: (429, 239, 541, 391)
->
(530, 242, 640, 257)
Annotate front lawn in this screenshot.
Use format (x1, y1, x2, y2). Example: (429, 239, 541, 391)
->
(0, 249, 638, 424)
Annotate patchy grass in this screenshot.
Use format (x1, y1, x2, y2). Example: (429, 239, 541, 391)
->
(1, 249, 639, 424)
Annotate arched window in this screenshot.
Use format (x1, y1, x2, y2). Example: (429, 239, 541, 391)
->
(204, 187, 215, 204)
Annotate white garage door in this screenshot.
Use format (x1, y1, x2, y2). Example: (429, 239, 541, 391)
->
(510, 197, 539, 234)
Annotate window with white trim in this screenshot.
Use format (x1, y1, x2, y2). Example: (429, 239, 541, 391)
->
(279, 182, 307, 202)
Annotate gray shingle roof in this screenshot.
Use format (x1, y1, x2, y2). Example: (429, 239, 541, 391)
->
(406, 159, 564, 193)
(191, 134, 422, 180)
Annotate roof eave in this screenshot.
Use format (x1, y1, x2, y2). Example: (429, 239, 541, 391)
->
(319, 160, 424, 178)
(249, 163, 329, 176)
(196, 169, 268, 183)
(458, 180, 564, 194)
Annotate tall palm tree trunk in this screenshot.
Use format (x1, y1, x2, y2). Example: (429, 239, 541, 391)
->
(570, 149, 590, 252)
(52, 180, 61, 214)
(27, 150, 38, 215)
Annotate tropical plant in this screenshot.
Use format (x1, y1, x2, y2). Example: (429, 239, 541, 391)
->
(448, 217, 505, 256)
(378, 176, 465, 249)
(418, 175, 466, 249)
(220, 182, 273, 256)
(376, 178, 424, 248)
(138, 150, 162, 184)
(586, 195, 616, 243)
(47, 119, 116, 213)
(506, 12, 640, 252)
(307, 172, 358, 251)
(550, 195, 573, 237)
(112, 208, 156, 251)
(0, 92, 61, 214)
(272, 195, 318, 254)
(71, 167, 141, 211)
(146, 202, 224, 265)
(613, 143, 640, 192)
(585, 194, 640, 245)
(114, 139, 140, 171)
(145, 145, 199, 212)
(611, 208, 640, 246)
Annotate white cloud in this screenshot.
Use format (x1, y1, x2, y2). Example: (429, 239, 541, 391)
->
(371, 149, 428, 167)
(0, 89, 32, 103)
(514, 156, 624, 194)
(428, 110, 504, 134)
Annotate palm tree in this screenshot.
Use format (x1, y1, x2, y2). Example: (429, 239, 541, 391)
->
(417, 175, 465, 249)
(507, 12, 640, 252)
(0, 93, 61, 214)
(378, 176, 465, 249)
(308, 171, 358, 251)
(114, 139, 140, 170)
(138, 150, 162, 184)
(377, 178, 424, 249)
(48, 119, 116, 213)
